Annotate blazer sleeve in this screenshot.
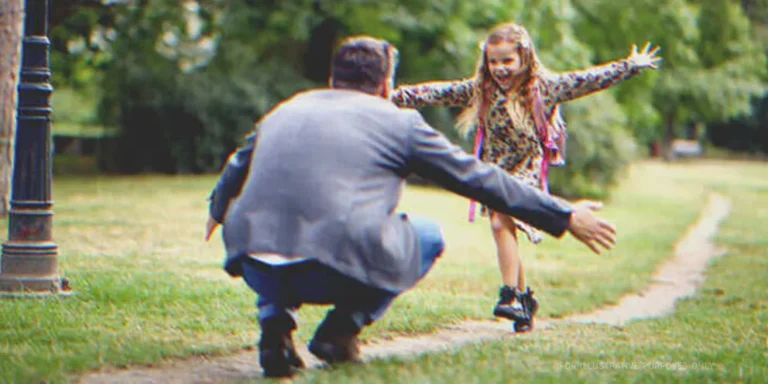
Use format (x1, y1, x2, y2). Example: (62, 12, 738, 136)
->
(404, 111, 573, 238)
(208, 132, 257, 223)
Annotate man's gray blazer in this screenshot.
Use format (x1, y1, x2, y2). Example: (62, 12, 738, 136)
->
(222, 89, 573, 293)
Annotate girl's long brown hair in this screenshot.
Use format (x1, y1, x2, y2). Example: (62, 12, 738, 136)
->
(456, 23, 547, 140)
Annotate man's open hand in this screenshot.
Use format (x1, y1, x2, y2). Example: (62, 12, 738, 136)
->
(567, 200, 617, 255)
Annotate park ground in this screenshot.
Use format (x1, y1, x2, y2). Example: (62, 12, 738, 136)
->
(0, 159, 766, 383)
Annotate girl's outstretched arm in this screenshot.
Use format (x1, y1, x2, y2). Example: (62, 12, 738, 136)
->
(544, 43, 661, 104)
(392, 78, 475, 108)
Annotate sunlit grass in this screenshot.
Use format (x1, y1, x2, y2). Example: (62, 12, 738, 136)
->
(289, 159, 768, 383)
(0, 159, 754, 383)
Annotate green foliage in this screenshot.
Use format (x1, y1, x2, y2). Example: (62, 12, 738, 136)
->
(95, 1, 315, 173)
(548, 94, 636, 199)
(46, 0, 768, 195)
(705, 0, 768, 154)
(51, 87, 98, 126)
(573, 0, 767, 146)
(708, 96, 768, 153)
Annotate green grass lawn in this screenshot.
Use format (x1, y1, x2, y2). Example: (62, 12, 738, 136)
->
(0, 159, 750, 383)
(286, 160, 768, 383)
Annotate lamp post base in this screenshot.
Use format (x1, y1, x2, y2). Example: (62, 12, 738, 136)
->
(0, 275, 72, 297)
(0, 241, 72, 296)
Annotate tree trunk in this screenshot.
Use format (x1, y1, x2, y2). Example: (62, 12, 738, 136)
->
(662, 110, 677, 162)
(0, 0, 25, 217)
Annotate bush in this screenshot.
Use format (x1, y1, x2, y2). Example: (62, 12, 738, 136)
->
(547, 93, 637, 200)
(96, 43, 313, 174)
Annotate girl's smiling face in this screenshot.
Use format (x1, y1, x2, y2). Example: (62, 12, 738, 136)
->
(486, 41, 524, 88)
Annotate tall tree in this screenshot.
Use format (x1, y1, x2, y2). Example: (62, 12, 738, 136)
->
(0, 0, 25, 217)
(705, 0, 768, 153)
(572, 0, 767, 159)
(54, 0, 728, 197)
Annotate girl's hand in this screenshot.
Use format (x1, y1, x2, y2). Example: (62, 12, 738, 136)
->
(628, 42, 662, 70)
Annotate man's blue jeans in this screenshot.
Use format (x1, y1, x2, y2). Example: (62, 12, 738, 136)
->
(241, 215, 445, 332)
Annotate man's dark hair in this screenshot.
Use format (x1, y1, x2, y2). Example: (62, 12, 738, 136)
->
(330, 36, 396, 94)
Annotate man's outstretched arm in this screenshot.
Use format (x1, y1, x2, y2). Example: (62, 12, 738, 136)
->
(404, 111, 616, 253)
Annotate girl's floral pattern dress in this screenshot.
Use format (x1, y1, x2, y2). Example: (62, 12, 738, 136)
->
(392, 58, 645, 243)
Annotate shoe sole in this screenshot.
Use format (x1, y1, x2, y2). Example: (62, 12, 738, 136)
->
(493, 307, 528, 323)
(261, 349, 305, 378)
(513, 319, 534, 333)
(309, 341, 361, 365)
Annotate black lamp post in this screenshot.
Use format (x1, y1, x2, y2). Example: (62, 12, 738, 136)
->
(0, 0, 69, 295)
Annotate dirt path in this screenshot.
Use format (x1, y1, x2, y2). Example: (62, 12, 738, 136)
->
(77, 194, 731, 384)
